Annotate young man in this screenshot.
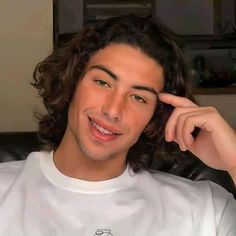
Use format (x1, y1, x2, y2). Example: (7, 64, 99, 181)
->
(0, 15, 236, 235)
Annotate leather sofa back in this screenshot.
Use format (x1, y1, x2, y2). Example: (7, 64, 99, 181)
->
(0, 132, 235, 198)
(0, 132, 41, 162)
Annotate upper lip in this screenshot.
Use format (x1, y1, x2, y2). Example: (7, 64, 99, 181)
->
(89, 117, 122, 135)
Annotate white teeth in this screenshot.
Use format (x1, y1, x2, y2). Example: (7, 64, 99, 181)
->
(91, 120, 114, 135)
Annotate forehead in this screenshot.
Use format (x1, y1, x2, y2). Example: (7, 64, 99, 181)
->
(85, 43, 164, 90)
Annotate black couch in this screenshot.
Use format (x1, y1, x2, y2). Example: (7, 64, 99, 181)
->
(0, 132, 235, 198)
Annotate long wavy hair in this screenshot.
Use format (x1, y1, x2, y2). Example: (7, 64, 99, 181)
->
(32, 14, 196, 174)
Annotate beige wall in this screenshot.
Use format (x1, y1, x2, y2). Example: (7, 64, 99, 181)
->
(0, 1, 235, 132)
(196, 94, 236, 129)
(0, 0, 52, 131)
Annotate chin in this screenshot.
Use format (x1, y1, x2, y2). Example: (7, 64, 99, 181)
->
(79, 145, 114, 161)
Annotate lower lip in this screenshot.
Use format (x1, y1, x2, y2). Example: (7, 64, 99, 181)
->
(89, 119, 120, 142)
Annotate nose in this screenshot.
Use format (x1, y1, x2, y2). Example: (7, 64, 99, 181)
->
(101, 92, 125, 121)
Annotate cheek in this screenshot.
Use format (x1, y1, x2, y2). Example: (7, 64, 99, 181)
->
(67, 96, 78, 129)
(129, 108, 155, 135)
(76, 81, 105, 106)
(67, 87, 84, 127)
(127, 113, 152, 146)
(68, 84, 100, 123)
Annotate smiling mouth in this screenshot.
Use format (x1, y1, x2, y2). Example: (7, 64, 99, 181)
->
(89, 118, 121, 136)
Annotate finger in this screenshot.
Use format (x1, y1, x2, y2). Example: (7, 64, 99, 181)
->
(158, 92, 197, 108)
(176, 111, 203, 150)
(177, 109, 216, 152)
(165, 106, 201, 142)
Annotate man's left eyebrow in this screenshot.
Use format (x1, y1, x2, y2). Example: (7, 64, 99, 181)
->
(132, 85, 159, 96)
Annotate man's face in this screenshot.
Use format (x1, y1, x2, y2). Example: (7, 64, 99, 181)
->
(67, 43, 164, 163)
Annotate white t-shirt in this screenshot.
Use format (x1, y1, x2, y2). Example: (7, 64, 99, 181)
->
(0, 151, 235, 236)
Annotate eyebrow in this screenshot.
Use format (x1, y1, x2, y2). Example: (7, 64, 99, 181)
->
(90, 65, 118, 81)
(132, 85, 158, 96)
(89, 64, 159, 96)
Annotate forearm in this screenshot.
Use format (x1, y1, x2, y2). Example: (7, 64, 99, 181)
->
(228, 129, 236, 185)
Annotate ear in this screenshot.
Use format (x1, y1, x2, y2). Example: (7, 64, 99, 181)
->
(143, 120, 160, 138)
(143, 123, 153, 138)
(143, 126, 149, 134)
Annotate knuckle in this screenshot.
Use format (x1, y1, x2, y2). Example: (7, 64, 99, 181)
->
(205, 106, 217, 113)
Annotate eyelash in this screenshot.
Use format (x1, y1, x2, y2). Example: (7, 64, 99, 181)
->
(131, 94, 147, 104)
(94, 79, 110, 88)
(94, 79, 147, 104)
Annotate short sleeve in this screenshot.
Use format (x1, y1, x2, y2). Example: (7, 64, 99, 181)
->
(209, 182, 236, 235)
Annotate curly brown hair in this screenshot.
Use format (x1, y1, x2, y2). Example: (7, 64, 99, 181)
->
(32, 14, 196, 174)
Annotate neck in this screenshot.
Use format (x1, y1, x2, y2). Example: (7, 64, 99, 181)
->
(53, 129, 127, 181)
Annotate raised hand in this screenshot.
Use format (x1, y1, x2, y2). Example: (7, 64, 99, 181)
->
(158, 92, 236, 182)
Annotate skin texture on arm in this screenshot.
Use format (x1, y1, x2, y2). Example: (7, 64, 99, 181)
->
(158, 92, 236, 184)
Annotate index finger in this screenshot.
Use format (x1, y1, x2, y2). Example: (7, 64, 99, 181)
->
(158, 92, 197, 108)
